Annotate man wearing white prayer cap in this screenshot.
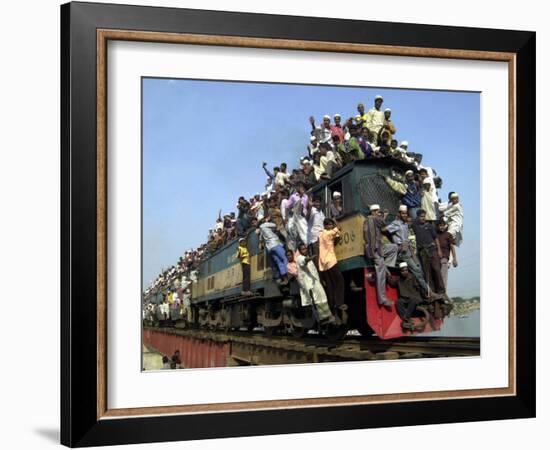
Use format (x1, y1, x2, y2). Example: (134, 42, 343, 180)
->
(307, 135, 320, 158)
(331, 113, 345, 143)
(309, 114, 334, 147)
(382, 107, 396, 145)
(363, 203, 397, 307)
(440, 191, 464, 247)
(386, 204, 430, 295)
(366, 95, 385, 144)
(395, 260, 427, 330)
(420, 176, 438, 222)
(331, 191, 343, 218)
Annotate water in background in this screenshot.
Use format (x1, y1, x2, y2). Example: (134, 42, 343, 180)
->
(421, 309, 480, 337)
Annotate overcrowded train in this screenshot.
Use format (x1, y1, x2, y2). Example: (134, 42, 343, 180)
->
(143, 156, 454, 340)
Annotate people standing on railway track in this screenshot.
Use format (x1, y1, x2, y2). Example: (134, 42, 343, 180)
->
(440, 192, 464, 247)
(436, 219, 458, 291)
(365, 95, 385, 144)
(412, 209, 446, 294)
(237, 238, 253, 296)
(394, 262, 427, 330)
(306, 196, 325, 269)
(258, 217, 289, 285)
(380, 169, 421, 219)
(386, 205, 430, 295)
(296, 243, 334, 323)
(363, 204, 398, 308)
(318, 218, 347, 313)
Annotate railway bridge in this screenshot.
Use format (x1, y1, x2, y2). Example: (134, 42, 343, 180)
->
(143, 327, 480, 368)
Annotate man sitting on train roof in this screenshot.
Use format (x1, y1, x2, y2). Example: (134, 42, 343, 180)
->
(309, 114, 334, 148)
(346, 125, 365, 161)
(379, 169, 422, 219)
(358, 126, 374, 159)
(318, 142, 342, 178)
(363, 204, 398, 308)
(307, 135, 320, 158)
(393, 262, 430, 331)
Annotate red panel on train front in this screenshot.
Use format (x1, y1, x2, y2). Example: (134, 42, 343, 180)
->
(364, 268, 442, 339)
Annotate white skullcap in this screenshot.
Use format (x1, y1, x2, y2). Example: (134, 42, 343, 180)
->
(355, 115, 361, 119)
(370, 204, 380, 211)
(332, 191, 342, 198)
(255, 193, 260, 196)
(262, 192, 267, 196)
(303, 159, 312, 165)
(450, 192, 459, 199)
(398, 204, 408, 212)
(239, 238, 246, 242)
(375, 95, 383, 100)
(405, 170, 414, 176)
(384, 108, 391, 112)
(334, 113, 341, 118)
(310, 136, 317, 142)
(399, 262, 408, 269)
(323, 115, 331, 120)
(401, 140, 409, 146)
(422, 177, 433, 185)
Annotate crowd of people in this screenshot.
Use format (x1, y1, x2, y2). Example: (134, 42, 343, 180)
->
(143, 95, 465, 330)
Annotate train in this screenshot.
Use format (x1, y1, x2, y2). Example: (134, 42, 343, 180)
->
(143, 157, 453, 340)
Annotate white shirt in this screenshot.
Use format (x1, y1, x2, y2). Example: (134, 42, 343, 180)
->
(307, 207, 325, 245)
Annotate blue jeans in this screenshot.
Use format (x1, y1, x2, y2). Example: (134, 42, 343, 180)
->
(268, 244, 288, 278)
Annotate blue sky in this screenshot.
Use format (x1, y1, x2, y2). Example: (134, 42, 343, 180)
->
(142, 78, 480, 298)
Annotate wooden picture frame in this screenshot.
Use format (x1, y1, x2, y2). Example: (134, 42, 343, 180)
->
(61, 1, 535, 446)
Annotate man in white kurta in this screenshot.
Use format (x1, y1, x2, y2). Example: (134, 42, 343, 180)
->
(441, 192, 464, 247)
(295, 244, 333, 322)
(365, 95, 385, 144)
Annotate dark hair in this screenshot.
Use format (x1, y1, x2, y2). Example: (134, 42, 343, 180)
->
(437, 219, 446, 226)
(419, 168, 428, 174)
(323, 218, 334, 226)
(312, 196, 322, 202)
(448, 191, 456, 200)
(162, 356, 169, 363)
(416, 209, 426, 217)
(274, 167, 280, 172)
(319, 142, 331, 150)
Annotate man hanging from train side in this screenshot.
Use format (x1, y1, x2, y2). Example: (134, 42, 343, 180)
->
(363, 204, 398, 308)
(385, 204, 431, 297)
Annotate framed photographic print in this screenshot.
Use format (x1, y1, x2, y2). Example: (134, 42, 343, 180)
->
(60, 1, 536, 447)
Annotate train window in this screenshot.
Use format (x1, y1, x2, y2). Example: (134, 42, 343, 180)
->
(207, 260, 213, 274)
(328, 175, 354, 218)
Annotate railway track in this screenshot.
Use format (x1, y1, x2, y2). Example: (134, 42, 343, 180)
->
(145, 326, 480, 366)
